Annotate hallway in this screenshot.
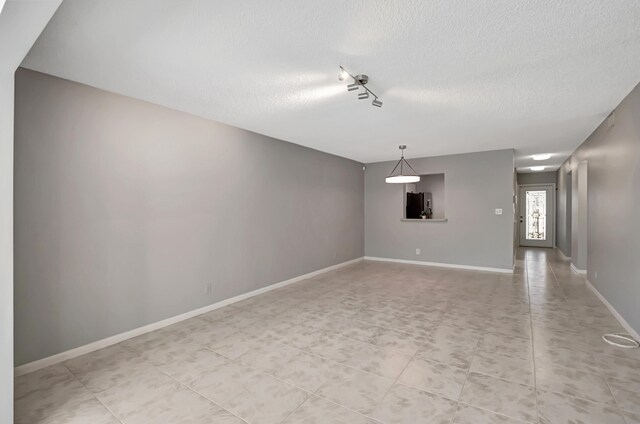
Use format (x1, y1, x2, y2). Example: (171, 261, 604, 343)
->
(14, 248, 640, 424)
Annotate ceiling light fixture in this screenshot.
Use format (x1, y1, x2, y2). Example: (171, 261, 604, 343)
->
(532, 154, 552, 161)
(339, 65, 382, 108)
(531, 166, 545, 171)
(386, 145, 420, 183)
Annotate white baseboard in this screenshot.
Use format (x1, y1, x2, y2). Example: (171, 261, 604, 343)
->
(364, 256, 513, 274)
(586, 279, 640, 341)
(556, 248, 571, 261)
(570, 263, 586, 275)
(14, 257, 364, 377)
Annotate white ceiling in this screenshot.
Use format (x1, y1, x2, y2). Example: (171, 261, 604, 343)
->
(22, 1, 640, 170)
(0, 0, 60, 73)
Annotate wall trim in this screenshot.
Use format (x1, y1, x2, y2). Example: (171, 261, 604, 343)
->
(364, 256, 513, 274)
(556, 248, 571, 261)
(570, 263, 586, 275)
(14, 257, 363, 377)
(586, 279, 640, 341)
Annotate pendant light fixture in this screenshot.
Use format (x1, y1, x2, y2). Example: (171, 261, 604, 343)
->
(386, 145, 420, 183)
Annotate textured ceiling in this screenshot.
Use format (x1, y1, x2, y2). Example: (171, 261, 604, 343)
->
(22, 0, 640, 170)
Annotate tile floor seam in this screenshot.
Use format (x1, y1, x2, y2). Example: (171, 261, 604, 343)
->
(376, 347, 419, 404)
(273, 329, 418, 382)
(536, 386, 620, 409)
(604, 378, 624, 416)
(527, 256, 541, 424)
(154, 365, 251, 424)
(194, 347, 388, 424)
(302, 312, 441, 343)
(61, 362, 126, 424)
(545, 252, 629, 419)
(17, 250, 639, 424)
(456, 401, 536, 423)
(449, 335, 481, 424)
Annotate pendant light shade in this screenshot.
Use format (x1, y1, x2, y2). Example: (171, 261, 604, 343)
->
(385, 175, 420, 183)
(385, 145, 420, 184)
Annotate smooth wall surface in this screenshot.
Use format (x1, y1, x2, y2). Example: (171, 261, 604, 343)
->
(557, 82, 640, 333)
(556, 171, 572, 257)
(1, 1, 61, 420)
(365, 150, 515, 270)
(516, 171, 557, 185)
(573, 161, 588, 270)
(14, 69, 364, 365)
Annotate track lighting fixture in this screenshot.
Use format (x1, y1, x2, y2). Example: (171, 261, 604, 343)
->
(386, 145, 420, 183)
(339, 65, 382, 108)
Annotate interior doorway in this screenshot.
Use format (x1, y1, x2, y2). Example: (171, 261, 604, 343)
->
(571, 161, 588, 272)
(519, 184, 555, 248)
(565, 171, 572, 257)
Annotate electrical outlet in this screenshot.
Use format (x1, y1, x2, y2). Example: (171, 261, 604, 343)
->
(416, 248, 421, 255)
(204, 283, 212, 294)
(495, 208, 503, 215)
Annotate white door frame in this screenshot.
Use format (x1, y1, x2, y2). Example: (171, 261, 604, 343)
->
(518, 183, 556, 248)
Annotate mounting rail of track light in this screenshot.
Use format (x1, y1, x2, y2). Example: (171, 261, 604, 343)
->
(339, 66, 382, 108)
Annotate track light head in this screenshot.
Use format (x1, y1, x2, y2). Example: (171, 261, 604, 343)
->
(339, 66, 382, 107)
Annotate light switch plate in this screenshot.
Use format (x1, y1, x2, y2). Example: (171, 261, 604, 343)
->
(495, 208, 503, 215)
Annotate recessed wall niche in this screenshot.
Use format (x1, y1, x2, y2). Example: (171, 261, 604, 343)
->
(404, 173, 445, 220)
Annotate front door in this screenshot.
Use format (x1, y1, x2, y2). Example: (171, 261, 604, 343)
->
(519, 185, 554, 247)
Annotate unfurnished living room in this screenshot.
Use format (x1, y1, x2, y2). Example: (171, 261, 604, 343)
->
(2, 1, 640, 423)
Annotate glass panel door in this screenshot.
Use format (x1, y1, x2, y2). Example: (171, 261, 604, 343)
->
(519, 185, 554, 247)
(525, 190, 546, 240)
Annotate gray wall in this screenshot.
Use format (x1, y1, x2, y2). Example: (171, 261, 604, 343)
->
(573, 161, 588, 269)
(558, 158, 588, 270)
(556, 82, 640, 333)
(365, 149, 515, 270)
(415, 174, 445, 219)
(1, 2, 61, 420)
(516, 171, 557, 185)
(556, 171, 572, 257)
(14, 68, 364, 365)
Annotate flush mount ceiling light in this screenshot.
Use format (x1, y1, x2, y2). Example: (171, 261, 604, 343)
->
(532, 154, 552, 161)
(386, 145, 420, 183)
(339, 65, 383, 108)
(531, 166, 546, 171)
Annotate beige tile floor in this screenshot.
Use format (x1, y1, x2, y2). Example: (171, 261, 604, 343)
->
(14, 248, 640, 423)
